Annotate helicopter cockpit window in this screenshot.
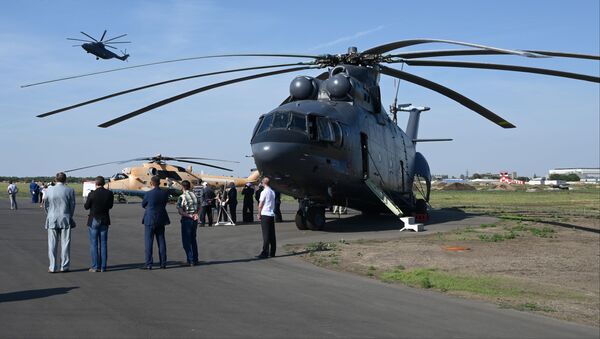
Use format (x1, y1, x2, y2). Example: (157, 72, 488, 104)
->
(255, 114, 273, 135)
(317, 118, 334, 142)
(112, 173, 128, 180)
(289, 113, 306, 132)
(157, 170, 182, 180)
(271, 112, 289, 129)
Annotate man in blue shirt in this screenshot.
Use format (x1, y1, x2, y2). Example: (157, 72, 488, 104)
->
(30, 180, 40, 204)
(142, 176, 170, 269)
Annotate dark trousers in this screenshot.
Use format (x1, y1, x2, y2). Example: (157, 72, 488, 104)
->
(260, 215, 276, 256)
(180, 217, 198, 263)
(274, 202, 282, 222)
(242, 200, 253, 222)
(144, 225, 166, 267)
(200, 205, 213, 226)
(228, 202, 237, 223)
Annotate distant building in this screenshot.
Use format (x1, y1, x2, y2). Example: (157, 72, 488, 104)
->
(548, 168, 600, 182)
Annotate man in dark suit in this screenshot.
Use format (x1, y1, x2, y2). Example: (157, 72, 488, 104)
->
(225, 182, 238, 224)
(84, 176, 114, 272)
(142, 176, 170, 269)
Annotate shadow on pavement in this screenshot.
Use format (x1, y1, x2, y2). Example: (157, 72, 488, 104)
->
(203, 250, 310, 266)
(0, 287, 79, 303)
(322, 208, 474, 233)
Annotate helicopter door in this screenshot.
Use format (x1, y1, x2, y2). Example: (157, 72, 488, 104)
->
(361, 133, 369, 179)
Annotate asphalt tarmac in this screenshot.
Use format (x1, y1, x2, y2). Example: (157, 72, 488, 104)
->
(0, 198, 597, 338)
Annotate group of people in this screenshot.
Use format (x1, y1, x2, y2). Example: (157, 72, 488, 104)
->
(6, 180, 53, 210)
(39, 172, 279, 273)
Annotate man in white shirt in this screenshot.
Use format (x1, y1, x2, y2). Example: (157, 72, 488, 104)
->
(7, 181, 18, 210)
(256, 177, 276, 259)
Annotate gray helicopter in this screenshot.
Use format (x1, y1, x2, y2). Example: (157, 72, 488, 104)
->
(67, 30, 130, 61)
(35, 39, 599, 230)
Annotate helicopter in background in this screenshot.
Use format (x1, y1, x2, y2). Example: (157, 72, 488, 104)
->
(36, 39, 599, 229)
(67, 30, 130, 61)
(66, 154, 258, 202)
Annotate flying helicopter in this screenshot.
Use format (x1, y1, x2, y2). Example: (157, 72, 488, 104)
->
(67, 30, 130, 61)
(34, 38, 600, 230)
(65, 154, 258, 201)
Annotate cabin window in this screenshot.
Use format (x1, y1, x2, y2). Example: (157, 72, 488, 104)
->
(256, 114, 273, 135)
(331, 121, 343, 147)
(272, 112, 289, 129)
(317, 118, 334, 142)
(289, 113, 306, 132)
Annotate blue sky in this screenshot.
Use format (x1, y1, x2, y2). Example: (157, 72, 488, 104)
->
(0, 0, 598, 178)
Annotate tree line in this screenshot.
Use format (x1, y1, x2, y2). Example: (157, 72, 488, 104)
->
(0, 176, 96, 183)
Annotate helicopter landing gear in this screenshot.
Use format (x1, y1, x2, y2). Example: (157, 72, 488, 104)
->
(295, 210, 308, 230)
(115, 193, 127, 204)
(295, 201, 326, 231)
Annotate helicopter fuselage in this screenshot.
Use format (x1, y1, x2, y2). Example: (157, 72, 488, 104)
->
(81, 43, 128, 61)
(251, 64, 428, 215)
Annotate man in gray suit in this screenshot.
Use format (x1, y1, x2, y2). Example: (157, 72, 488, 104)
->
(44, 172, 76, 273)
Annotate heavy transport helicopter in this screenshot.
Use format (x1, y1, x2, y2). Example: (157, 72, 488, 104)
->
(35, 39, 600, 230)
(65, 154, 258, 201)
(67, 30, 130, 61)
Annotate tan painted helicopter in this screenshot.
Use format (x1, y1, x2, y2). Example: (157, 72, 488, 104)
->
(67, 154, 259, 201)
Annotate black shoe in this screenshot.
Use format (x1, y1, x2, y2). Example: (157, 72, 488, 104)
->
(256, 254, 268, 259)
(269, 253, 276, 258)
(142, 266, 152, 270)
(160, 265, 167, 269)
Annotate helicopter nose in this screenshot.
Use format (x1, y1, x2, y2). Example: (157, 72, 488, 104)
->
(252, 142, 304, 171)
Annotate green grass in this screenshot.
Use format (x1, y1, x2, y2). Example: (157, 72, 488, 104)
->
(381, 268, 528, 298)
(430, 188, 600, 219)
(478, 231, 517, 242)
(305, 241, 337, 252)
(1, 182, 84, 198)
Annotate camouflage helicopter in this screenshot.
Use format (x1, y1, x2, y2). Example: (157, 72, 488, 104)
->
(65, 154, 258, 201)
(36, 39, 599, 229)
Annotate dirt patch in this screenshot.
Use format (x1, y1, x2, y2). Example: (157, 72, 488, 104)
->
(287, 220, 600, 326)
(441, 182, 476, 191)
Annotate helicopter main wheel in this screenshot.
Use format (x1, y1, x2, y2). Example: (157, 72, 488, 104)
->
(295, 210, 308, 230)
(306, 206, 326, 231)
(415, 198, 428, 214)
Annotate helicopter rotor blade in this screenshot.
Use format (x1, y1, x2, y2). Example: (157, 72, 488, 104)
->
(364, 39, 545, 58)
(80, 31, 98, 42)
(171, 157, 240, 163)
(379, 65, 515, 128)
(99, 30, 107, 42)
(67, 38, 94, 43)
(98, 66, 316, 128)
(173, 159, 233, 172)
(402, 59, 600, 83)
(104, 41, 131, 44)
(21, 53, 319, 88)
(103, 33, 127, 43)
(105, 44, 118, 50)
(37, 62, 312, 118)
(391, 49, 600, 61)
(63, 158, 146, 173)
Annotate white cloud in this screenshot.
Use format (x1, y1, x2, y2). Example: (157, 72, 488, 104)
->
(308, 25, 385, 52)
